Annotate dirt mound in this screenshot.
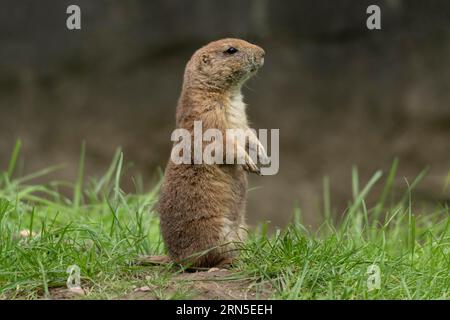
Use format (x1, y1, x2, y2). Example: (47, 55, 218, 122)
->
(45, 269, 272, 300)
(123, 269, 272, 300)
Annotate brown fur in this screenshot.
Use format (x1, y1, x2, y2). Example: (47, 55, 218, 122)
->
(157, 39, 266, 268)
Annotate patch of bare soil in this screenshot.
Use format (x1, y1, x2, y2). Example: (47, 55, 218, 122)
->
(46, 269, 272, 300)
(48, 287, 87, 300)
(122, 269, 272, 300)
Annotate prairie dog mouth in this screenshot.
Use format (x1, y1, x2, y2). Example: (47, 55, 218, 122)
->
(249, 58, 264, 73)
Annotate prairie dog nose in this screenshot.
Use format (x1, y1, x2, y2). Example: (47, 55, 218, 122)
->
(260, 49, 266, 58)
(253, 48, 265, 66)
(256, 47, 265, 64)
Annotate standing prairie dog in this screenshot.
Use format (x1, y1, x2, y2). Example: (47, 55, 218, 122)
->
(157, 38, 267, 268)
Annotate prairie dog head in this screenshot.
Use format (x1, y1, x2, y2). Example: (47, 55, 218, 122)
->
(184, 38, 265, 91)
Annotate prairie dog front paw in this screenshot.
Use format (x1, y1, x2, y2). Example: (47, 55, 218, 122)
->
(243, 153, 261, 175)
(246, 129, 269, 165)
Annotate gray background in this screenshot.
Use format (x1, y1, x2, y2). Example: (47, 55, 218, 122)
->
(1, 0, 449, 227)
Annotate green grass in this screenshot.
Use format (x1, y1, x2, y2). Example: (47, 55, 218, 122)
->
(0, 141, 449, 299)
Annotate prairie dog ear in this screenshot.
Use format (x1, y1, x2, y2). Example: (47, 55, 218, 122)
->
(201, 53, 211, 65)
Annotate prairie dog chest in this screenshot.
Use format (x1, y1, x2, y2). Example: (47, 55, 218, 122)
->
(226, 91, 249, 129)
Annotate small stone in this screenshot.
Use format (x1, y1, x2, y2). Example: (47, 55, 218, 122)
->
(138, 286, 151, 292)
(68, 286, 85, 295)
(19, 229, 37, 238)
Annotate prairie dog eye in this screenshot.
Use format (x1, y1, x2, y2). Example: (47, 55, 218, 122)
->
(225, 47, 238, 55)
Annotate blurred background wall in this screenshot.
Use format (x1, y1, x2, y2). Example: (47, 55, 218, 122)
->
(1, 0, 449, 228)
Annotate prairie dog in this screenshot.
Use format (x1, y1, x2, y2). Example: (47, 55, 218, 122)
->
(157, 38, 266, 268)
